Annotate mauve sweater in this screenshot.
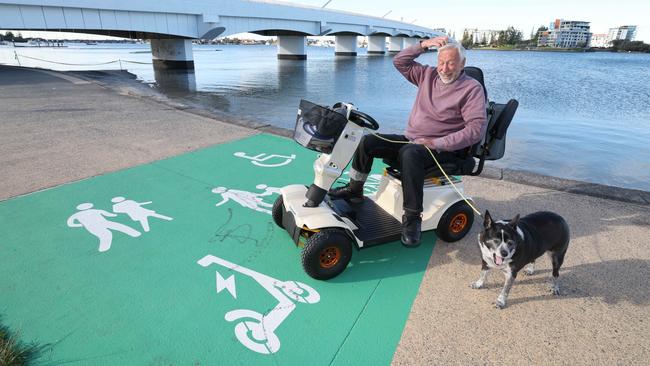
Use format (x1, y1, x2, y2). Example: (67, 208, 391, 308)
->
(393, 44, 487, 152)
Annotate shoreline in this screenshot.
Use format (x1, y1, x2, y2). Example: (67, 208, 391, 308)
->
(468, 46, 650, 54)
(6, 65, 648, 205)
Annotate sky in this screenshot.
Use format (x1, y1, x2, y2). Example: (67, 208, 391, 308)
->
(4, 0, 648, 42)
(293, 0, 649, 42)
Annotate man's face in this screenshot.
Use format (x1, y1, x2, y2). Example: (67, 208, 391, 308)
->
(437, 48, 465, 84)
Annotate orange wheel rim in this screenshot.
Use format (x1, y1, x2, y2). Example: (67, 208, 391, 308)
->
(320, 247, 341, 269)
(449, 213, 468, 233)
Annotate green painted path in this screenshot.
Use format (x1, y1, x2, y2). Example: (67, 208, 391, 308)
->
(0, 134, 436, 365)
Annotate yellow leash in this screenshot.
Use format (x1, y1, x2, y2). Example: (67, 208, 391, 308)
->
(368, 131, 483, 217)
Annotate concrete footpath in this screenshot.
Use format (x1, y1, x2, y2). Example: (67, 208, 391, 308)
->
(1, 66, 649, 364)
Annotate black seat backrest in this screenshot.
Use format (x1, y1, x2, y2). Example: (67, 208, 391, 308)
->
(475, 99, 519, 161)
(463, 66, 518, 174)
(464, 66, 487, 101)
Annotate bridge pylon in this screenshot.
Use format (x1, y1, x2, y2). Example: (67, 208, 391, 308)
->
(150, 39, 195, 70)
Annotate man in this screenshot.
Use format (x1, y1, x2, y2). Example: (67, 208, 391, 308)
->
(329, 36, 487, 247)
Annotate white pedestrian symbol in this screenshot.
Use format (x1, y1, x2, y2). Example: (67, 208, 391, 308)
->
(211, 184, 280, 215)
(66, 203, 141, 252)
(198, 255, 320, 355)
(233, 152, 296, 168)
(111, 196, 173, 232)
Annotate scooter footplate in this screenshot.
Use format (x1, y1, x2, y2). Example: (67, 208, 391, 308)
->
(326, 197, 402, 247)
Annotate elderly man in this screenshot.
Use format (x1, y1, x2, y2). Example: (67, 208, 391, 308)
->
(329, 36, 487, 247)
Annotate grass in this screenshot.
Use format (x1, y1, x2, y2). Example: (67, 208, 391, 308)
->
(0, 317, 47, 366)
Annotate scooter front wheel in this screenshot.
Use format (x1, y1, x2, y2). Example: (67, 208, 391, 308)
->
(272, 195, 285, 228)
(301, 228, 353, 280)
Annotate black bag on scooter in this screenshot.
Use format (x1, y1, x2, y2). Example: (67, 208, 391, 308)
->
(293, 99, 348, 154)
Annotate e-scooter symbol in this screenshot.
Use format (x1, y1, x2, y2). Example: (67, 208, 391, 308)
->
(197, 255, 320, 354)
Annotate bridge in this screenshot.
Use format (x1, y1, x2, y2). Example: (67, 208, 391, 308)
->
(0, 0, 443, 69)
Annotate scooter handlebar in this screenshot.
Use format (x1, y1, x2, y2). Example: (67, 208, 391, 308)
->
(349, 110, 379, 130)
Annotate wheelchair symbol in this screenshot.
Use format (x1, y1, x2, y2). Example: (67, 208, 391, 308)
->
(233, 152, 296, 168)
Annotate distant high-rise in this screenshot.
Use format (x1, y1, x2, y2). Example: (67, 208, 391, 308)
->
(590, 34, 609, 48)
(607, 25, 637, 43)
(537, 19, 592, 48)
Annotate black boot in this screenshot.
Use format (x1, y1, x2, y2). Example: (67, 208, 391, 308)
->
(328, 179, 364, 203)
(401, 212, 422, 248)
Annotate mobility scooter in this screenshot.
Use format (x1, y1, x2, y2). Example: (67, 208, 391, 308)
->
(273, 67, 518, 280)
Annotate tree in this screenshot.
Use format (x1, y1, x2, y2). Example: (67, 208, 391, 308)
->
(503, 26, 523, 45)
(461, 30, 473, 48)
(489, 31, 499, 46)
(4, 31, 15, 41)
(530, 26, 548, 45)
(611, 39, 650, 52)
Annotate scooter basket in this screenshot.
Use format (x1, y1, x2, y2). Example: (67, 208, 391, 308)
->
(293, 99, 348, 154)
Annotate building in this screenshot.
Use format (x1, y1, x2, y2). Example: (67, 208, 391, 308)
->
(590, 33, 609, 47)
(589, 25, 637, 48)
(607, 25, 637, 43)
(537, 19, 592, 48)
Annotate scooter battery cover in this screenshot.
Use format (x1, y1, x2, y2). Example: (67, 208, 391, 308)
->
(294, 99, 348, 154)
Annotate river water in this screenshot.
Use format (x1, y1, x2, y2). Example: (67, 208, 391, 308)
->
(2, 43, 649, 191)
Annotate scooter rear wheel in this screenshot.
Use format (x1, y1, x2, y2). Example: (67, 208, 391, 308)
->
(435, 201, 474, 242)
(272, 195, 285, 228)
(302, 229, 353, 280)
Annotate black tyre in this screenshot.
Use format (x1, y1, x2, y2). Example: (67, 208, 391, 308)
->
(435, 201, 475, 242)
(272, 195, 285, 228)
(301, 229, 353, 280)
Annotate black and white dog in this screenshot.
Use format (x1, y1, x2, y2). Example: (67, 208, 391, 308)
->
(471, 210, 570, 309)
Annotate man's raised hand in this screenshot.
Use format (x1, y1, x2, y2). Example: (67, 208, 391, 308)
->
(421, 36, 449, 49)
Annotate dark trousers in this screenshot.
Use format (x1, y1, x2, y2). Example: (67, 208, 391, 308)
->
(351, 134, 464, 213)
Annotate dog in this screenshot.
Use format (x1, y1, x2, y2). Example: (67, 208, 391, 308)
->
(471, 210, 570, 309)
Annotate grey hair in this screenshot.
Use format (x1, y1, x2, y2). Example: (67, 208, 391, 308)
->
(439, 42, 466, 62)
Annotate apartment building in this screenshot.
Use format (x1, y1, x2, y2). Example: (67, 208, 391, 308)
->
(607, 25, 637, 42)
(537, 19, 592, 48)
(590, 33, 609, 47)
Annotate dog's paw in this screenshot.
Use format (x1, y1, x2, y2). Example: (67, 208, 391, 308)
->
(494, 299, 507, 309)
(550, 285, 561, 296)
(470, 281, 484, 289)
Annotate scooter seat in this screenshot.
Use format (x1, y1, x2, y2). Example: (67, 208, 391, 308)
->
(382, 155, 476, 180)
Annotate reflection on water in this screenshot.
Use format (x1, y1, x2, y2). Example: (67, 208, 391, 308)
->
(277, 59, 306, 93)
(334, 57, 358, 98)
(153, 68, 196, 94)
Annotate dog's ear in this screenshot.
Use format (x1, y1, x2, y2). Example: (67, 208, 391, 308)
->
(510, 214, 520, 228)
(483, 210, 493, 229)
